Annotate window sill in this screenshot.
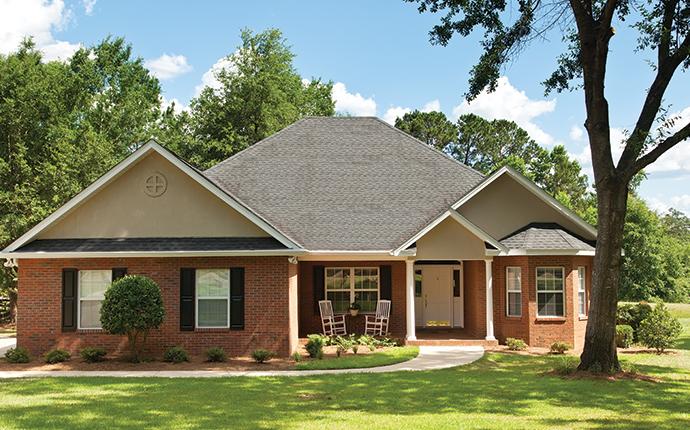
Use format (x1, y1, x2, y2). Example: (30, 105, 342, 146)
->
(505, 315, 523, 320)
(578, 316, 588, 321)
(194, 327, 231, 333)
(535, 317, 567, 323)
(77, 328, 104, 334)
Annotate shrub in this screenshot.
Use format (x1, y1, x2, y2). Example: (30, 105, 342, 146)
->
(550, 341, 571, 354)
(44, 349, 70, 364)
(553, 355, 579, 375)
(100, 275, 165, 362)
(291, 351, 302, 362)
(80, 347, 107, 363)
(615, 325, 634, 348)
(305, 334, 325, 358)
(205, 347, 226, 363)
(251, 349, 274, 363)
(163, 346, 189, 363)
(506, 338, 527, 351)
(638, 302, 683, 353)
(617, 302, 653, 340)
(4, 347, 30, 364)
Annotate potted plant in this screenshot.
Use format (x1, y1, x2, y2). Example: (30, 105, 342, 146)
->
(349, 302, 361, 316)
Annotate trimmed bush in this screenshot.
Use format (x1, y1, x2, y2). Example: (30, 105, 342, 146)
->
(163, 346, 189, 363)
(638, 302, 683, 353)
(615, 325, 634, 348)
(80, 347, 107, 363)
(251, 349, 274, 363)
(305, 334, 325, 359)
(4, 347, 30, 364)
(205, 347, 227, 363)
(617, 302, 653, 340)
(44, 349, 70, 364)
(550, 341, 571, 354)
(100, 275, 165, 362)
(506, 338, 528, 351)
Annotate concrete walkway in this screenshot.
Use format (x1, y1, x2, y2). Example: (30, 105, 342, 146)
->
(0, 337, 15, 357)
(0, 345, 484, 379)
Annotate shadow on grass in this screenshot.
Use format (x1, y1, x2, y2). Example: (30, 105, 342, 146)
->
(0, 353, 687, 429)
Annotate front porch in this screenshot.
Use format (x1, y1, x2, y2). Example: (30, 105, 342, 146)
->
(407, 328, 498, 347)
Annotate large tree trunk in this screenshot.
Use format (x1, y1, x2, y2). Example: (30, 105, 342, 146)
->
(579, 179, 628, 372)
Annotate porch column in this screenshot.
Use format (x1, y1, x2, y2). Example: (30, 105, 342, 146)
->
(405, 259, 416, 340)
(485, 259, 496, 341)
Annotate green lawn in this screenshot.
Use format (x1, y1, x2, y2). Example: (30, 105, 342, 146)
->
(0, 327, 16, 338)
(296, 346, 418, 370)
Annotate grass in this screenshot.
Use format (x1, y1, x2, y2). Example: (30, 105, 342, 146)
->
(296, 346, 418, 370)
(0, 326, 16, 338)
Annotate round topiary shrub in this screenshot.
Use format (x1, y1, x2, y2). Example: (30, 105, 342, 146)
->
(506, 338, 528, 351)
(163, 346, 189, 363)
(100, 275, 164, 362)
(615, 324, 634, 348)
(44, 349, 71, 364)
(205, 347, 227, 363)
(638, 302, 683, 353)
(80, 347, 107, 363)
(251, 349, 274, 363)
(4, 347, 30, 364)
(549, 341, 571, 355)
(305, 334, 325, 359)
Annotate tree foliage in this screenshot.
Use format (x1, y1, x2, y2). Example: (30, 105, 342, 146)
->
(395, 110, 458, 150)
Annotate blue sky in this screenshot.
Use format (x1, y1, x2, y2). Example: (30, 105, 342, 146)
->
(2, 0, 689, 214)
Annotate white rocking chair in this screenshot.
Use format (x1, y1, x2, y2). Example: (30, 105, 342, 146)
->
(319, 300, 347, 336)
(365, 300, 391, 336)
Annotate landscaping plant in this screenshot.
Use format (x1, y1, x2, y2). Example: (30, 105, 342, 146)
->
(163, 346, 189, 363)
(617, 302, 653, 341)
(100, 275, 164, 362)
(251, 349, 274, 363)
(205, 347, 227, 363)
(305, 334, 325, 359)
(80, 347, 107, 363)
(638, 302, 683, 353)
(550, 342, 571, 355)
(44, 349, 70, 364)
(4, 347, 30, 363)
(615, 325, 634, 349)
(506, 338, 527, 351)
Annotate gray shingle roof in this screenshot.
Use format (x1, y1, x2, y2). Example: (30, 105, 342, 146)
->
(205, 117, 485, 250)
(16, 237, 286, 253)
(500, 223, 595, 251)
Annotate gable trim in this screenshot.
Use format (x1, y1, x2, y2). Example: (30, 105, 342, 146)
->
(391, 210, 506, 256)
(2, 141, 303, 253)
(451, 165, 597, 239)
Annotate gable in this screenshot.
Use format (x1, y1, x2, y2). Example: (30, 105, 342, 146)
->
(457, 173, 596, 241)
(415, 216, 488, 260)
(37, 151, 269, 239)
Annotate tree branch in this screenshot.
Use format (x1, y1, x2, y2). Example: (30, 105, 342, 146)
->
(628, 121, 690, 175)
(658, 0, 679, 63)
(600, 0, 618, 28)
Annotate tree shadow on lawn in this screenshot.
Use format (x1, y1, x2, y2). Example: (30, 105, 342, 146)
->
(0, 354, 687, 429)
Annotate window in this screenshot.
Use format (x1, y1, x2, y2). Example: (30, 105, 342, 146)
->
(578, 266, 587, 316)
(196, 269, 230, 328)
(536, 267, 565, 317)
(414, 270, 422, 297)
(506, 267, 522, 317)
(453, 269, 461, 297)
(78, 270, 111, 329)
(326, 267, 379, 313)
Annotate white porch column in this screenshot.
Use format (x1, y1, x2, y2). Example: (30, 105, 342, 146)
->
(405, 259, 417, 340)
(485, 259, 496, 341)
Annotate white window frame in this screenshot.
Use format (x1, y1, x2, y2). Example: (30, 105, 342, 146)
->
(505, 266, 522, 317)
(325, 267, 380, 313)
(536, 267, 566, 318)
(77, 269, 111, 330)
(578, 266, 587, 317)
(195, 269, 231, 329)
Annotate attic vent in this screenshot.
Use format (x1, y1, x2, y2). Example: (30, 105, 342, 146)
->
(144, 173, 167, 197)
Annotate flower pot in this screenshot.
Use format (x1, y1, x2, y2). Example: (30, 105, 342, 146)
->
(349, 309, 359, 317)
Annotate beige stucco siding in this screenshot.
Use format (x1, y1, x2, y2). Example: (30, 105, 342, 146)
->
(457, 174, 594, 240)
(39, 152, 269, 239)
(415, 216, 487, 260)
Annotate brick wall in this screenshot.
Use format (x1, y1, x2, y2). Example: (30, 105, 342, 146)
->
(16, 256, 295, 357)
(492, 256, 531, 343)
(298, 261, 407, 339)
(462, 260, 487, 338)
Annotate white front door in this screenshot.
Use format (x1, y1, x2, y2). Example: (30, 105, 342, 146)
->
(423, 266, 452, 327)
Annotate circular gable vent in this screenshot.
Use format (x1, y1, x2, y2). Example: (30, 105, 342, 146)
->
(144, 173, 167, 197)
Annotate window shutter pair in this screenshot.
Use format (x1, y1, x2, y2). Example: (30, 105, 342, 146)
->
(179, 267, 245, 331)
(312, 265, 392, 313)
(61, 267, 127, 332)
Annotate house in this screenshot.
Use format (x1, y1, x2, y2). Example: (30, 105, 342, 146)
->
(0, 117, 596, 357)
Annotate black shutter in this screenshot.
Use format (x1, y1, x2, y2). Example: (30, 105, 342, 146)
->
(112, 268, 127, 281)
(61, 268, 78, 332)
(380, 265, 392, 302)
(230, 268, 245, 330)
(180, 268, 195, 331)
(313, 265, 325, 314)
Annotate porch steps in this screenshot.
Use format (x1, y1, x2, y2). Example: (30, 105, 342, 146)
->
(406, 338, 498, 347)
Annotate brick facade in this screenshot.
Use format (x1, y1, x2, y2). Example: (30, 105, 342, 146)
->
(16, 256, 296, 357)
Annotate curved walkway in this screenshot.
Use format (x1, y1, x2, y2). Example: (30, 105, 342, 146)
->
(0, 345, 484, 379)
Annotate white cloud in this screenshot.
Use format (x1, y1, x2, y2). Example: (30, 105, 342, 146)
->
(0, 0, 81, 61)
(646, 194, 690, 216)
(383, 106, 411, 124)
(452, 76, 557, 146)
(82, 0, 96, 15)
(569, 125, 584, 141)
(161, 96, 188, 114)
(421, 99, 441, 112)
(194, 56, 237, 96)
(145, 54, 192, 80)
(332, 82, 377, 116)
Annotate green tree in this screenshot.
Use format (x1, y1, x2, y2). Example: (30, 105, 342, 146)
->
(394, 110, 458, 150)
(409, 0, 690, 372)
(187, 28, 335, 168)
